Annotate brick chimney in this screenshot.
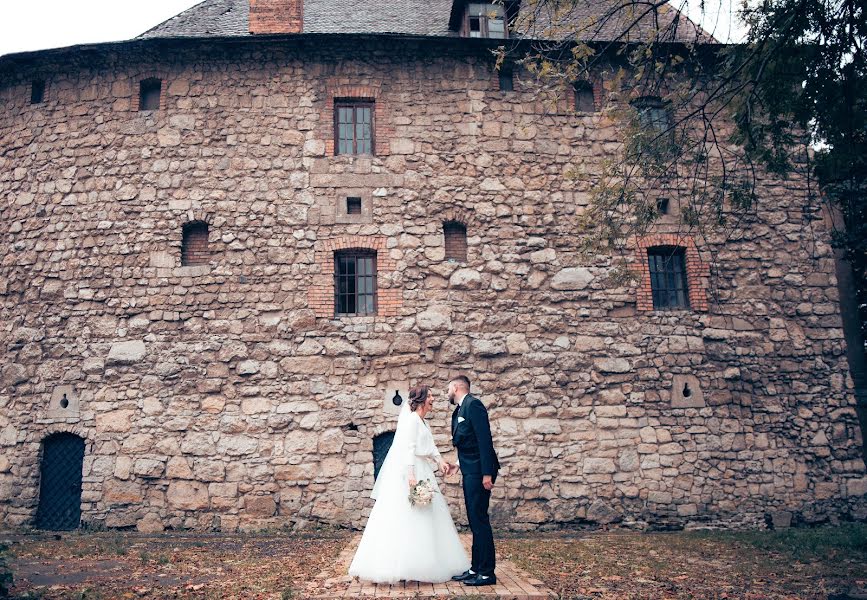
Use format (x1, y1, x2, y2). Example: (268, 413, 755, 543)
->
(249, 0, 303, 34)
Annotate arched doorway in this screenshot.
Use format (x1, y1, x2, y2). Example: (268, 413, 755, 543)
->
(372, 432, 395, 481)
(35, 433, 85, 530)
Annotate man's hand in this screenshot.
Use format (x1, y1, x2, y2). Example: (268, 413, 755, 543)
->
(482, 475, 493, 490)
(438, 460, 450, 474)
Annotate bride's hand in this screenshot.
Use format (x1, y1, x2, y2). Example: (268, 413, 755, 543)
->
(408, 476, 418, 488)
(438, 460, 450, 474)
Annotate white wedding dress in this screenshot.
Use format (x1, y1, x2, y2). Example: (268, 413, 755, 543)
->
(348, 403, 470, 583)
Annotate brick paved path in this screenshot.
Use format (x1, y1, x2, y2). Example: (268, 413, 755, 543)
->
(308, 534, 556, 599)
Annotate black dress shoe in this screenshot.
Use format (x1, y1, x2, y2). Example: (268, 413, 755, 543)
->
(451, 569, 475, 581)
(463, 573, 496, 586)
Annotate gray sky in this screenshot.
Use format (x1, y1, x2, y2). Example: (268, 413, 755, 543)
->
(0, 1, 202, 57)
(0, 0, 746, 59)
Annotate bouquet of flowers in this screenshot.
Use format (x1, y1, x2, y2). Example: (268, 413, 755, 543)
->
(408, 479, 436, 507)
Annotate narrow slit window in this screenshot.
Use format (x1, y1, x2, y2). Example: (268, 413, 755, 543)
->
(335, 250, 377, 316)
(499, 69, 514, 92)
(346, 197, 362, 215)
(574, 81, 595, 112)
(139, 78, 162, 111)
(647, 246, 689, 310)
(444, 221, 468, 262)
(30, 80, 46, 104)
(181, 222, 209, 266)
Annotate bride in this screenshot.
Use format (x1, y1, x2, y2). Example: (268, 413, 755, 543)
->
(349, 384, 471, 583)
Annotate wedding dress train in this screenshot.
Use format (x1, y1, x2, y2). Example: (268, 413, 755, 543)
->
(348, 404, 470, 583)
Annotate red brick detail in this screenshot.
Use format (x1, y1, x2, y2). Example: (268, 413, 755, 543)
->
(322, 85, 391, 156)
(249, 0, 303, 34)
(131, 73, 169, 112)
(308, 235, 403, 318)
(182, 222, 209, 266)
(444, 221, 468, 262)
(634, 234, 710, 312)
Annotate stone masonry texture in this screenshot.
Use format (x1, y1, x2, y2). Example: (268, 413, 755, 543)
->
(0, 36, 865, 533)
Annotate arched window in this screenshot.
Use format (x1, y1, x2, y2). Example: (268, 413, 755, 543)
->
(181, 222, 209, 266)
(647, 246, 689, 310)
(443, 221, 468, 262)
(334, 249, 377, 315)
(573, 80, 595, 112)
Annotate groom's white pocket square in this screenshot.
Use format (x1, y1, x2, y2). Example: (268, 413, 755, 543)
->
(458, 416, 466, 423)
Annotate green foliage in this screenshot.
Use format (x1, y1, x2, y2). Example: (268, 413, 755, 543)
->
(508, 0, 866, 348)
(687, 523, 867, 563)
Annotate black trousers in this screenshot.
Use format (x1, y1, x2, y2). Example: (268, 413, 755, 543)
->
(462, 474, 496, 576)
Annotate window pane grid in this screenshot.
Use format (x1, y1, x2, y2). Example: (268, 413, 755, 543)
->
(335, 102, 374, 155)
(648, 247, 689, 310)
(335, 252, 377, 316)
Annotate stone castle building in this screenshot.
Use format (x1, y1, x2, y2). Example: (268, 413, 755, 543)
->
(1, 0, 865, 532)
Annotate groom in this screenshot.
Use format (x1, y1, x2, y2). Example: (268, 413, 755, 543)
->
(448, 375, 500, 587)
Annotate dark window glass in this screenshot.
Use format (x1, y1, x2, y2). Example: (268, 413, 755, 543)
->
(574, 81, 595, 112)
(140, 78, 162, 111)
(335, 101, 374, 155)
(335, 251, 377, 315)
(444, 221, 468, 262)
(634, 96, 671, 135)
(499, 69, 514, 92)
(181, 222, 209, 266)
(346, 197, 362, 214)
(647, 246, 689, 310)
(466, 3, 506, 38)
(31, 80, 46, 104)
(656, 198, 670, 215)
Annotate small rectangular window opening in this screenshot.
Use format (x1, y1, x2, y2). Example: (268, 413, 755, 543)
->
(30, 80, 46, 104)
(140, 78, 162, 111)
(499, 69, 514, 92)
(656, 198, 670, 215)
(346, 197, 362, 215)
(574, 81, 595, 112)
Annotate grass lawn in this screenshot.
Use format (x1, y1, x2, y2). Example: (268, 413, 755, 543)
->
(1, 524, 865, 599)
(500, 523, 867, 600)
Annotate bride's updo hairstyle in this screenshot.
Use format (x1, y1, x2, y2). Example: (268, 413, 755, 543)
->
(408, 385, 430, 412)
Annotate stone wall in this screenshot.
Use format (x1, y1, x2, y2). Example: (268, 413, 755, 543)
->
(0, 37, 865, 532)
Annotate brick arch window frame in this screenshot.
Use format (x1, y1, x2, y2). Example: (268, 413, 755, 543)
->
(125, 71, 169, 112)
(309, 235, 402, 318)
(635, 234, 709, 312)
(443, 220, 469, 262)
(181, 220, 210, 266)
(323, 84, 391, 156)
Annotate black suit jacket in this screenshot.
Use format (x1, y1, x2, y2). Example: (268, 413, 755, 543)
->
(452, 394, 500, 479)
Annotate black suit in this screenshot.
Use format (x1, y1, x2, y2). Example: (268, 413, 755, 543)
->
(452, 394, 499, 576)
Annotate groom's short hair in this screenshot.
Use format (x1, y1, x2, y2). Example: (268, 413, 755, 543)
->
(452, 375, 471, 391)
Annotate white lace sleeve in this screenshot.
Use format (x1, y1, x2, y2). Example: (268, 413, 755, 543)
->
(405, 412, 420, 468)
